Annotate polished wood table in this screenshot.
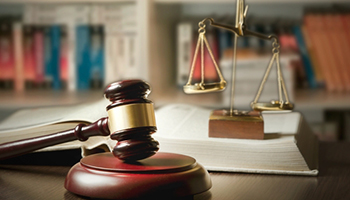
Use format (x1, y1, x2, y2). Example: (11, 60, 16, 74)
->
(0, 141, 349, 200)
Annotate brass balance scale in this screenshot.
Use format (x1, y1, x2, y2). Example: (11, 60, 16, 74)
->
(183, 0, 293, 139)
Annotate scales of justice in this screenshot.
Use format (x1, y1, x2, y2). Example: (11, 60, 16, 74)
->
(184, 0, 294, 139)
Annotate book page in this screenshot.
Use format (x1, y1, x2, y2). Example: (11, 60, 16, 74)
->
(0, 98, 107, 133)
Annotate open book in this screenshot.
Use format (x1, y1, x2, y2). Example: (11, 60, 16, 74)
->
(154, 104, 318, 176)
(0, 101, 318, 175)
(0, 99, 111, 155)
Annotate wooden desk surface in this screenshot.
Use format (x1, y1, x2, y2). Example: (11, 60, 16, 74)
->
(0, 141, 349, 200)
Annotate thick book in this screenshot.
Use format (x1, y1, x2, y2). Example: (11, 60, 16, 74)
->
(154, 104, 318, 176)
(0, 102, 318, 176)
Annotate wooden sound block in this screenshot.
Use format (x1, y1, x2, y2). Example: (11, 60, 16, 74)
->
(209, 109, 264, 140)
(65, 152, 211, 199)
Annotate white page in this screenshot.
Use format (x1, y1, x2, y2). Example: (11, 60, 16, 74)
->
(0, 99, 107, 133)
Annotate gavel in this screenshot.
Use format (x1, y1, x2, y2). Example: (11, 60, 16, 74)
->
(0, 80, 159, 161)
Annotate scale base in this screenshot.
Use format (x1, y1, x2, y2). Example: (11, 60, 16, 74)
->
(65, 152, 211, 199)
(209, 109, 264, 140)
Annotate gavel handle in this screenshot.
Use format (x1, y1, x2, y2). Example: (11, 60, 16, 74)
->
(0, 117, 110, 161)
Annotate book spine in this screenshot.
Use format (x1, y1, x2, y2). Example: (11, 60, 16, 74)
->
(0, 20, 15, 89)
(341, 14, 350, 91)
(121, 4, 139, 79)
(177, 22, 193, 87)
(204, 29, 219, 82)
(217, 29, 232, 58)
(51, 25, 61, 90)
(66, 25, 76, 91)
(124, 34, 138, 79)
(23, 25, 36, 89)
(56, 4, 91, 91)
(13, 22, 24, 92)
(334, 13, 350, 92)
(104, 34, 120, 85)
(293, 25, 317, 88)
(89, 25, 104, 89)
(304, 14, 336, 92)
(323, 14, 345, 92)
(60, 26, 68, 90)
(76, 25, 90, 90)
(101, 5, 121, 84)
(192, 32, 202, 83)
(301, 24, 324, 86)
(44, 26, 53, 88)
(34, 26, 45, 88)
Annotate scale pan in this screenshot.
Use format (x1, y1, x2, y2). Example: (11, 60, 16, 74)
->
(251, 101, 294, 111)
(184, 82, 226, 94)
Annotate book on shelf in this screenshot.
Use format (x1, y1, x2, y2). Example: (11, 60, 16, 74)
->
(293, 25, 317, 89)
(0, 17, 15, 90)
(0, 3, 140, 92)
(0, 100, 318, 176)
(303, 11, 350, 92)
(175, 11, 350, 93)
(76, 25, 91, 90)
(92, 3, 138, 84)
(13, 21, 24, 92)
(177, 20, 221, 87)
(220, 53, 296, 106)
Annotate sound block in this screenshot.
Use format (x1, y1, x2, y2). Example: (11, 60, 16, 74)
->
(65, 152, 211, 199)
(209, 109, 264, 140)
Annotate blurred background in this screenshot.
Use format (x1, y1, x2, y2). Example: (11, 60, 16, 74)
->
(0, 0, 350, 141)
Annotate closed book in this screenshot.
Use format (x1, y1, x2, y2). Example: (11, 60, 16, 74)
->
(333, 14, 350, 91)
(104, 34, 122, 84)
(301, 24, 324, 86)
(0, 19, 14, 89)
(76, 25, 91, 90)
(13, 22, 24, 92)
(177, 22, 193, 86)
(304, 14, 336, 91)
(293, 25, 317, 88)
(342, 14, 350, 91)
(123, 34, 138, 79)
(323, 14, 346, 91)
(50, 25, 61, 90)
(217, 29, 232, 58)
(203, 29, 220, 82)
(60, 26, 68, 89)
(89, 25, 104, 89)
(43, 26, 53, 88)
(33, 26, 45, 87)
(23, 25, 36, 89)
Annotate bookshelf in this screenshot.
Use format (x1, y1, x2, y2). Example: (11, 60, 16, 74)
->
(0, 0, 350, 139)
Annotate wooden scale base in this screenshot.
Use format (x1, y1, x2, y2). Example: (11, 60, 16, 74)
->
(65, 152, 212, 199)
(209, 110, 264, 140)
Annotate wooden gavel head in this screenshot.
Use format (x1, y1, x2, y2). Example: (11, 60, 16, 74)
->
(104, 80, 159, 161)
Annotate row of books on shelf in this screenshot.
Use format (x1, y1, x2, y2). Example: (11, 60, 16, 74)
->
(0, 3, 138, 91)
(302, 11, 350, 92)
(177, 10, 350, 97)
